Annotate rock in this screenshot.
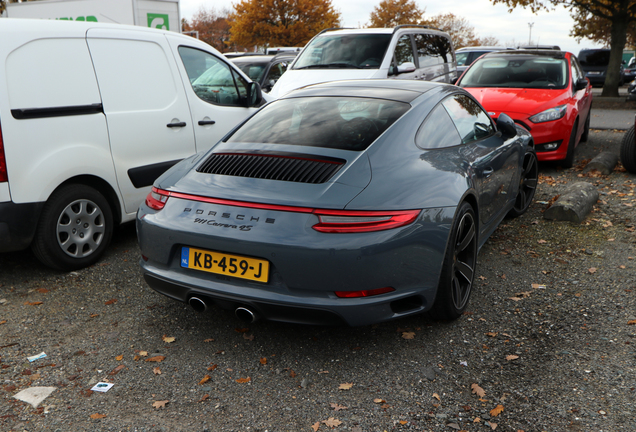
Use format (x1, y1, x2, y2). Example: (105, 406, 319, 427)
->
(544, 182, 599, 223)
(586, 152, 619, 175)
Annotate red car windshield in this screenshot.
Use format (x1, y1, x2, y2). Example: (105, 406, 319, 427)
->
(460, 56, 568, 89)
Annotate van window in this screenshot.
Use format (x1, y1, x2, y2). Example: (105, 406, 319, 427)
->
(394, 35, 415, 66)
(178, 47, 248, 106)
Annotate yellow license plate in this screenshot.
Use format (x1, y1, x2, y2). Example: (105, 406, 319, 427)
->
(181, 247, 269, 283)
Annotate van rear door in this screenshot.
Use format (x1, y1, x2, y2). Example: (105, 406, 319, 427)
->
(87, 29, 196, 214)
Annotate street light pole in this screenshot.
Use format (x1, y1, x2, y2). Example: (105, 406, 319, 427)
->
(528, 22, 534, 45)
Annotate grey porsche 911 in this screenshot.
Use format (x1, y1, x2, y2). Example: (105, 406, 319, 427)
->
(136, 80, 537, 326)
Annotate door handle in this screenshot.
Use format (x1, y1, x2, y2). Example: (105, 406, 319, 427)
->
(198, 120, 216, 126)
(167, 122, 186, 128)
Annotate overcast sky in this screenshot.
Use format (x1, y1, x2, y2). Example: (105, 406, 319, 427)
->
(180, 0, 605, 55)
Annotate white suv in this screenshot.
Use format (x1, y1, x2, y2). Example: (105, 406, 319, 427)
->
(269, 25, 457, 99)
(0, 18, 265, 270)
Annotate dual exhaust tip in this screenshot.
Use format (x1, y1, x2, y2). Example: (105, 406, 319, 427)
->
(188, 296, 259, 323)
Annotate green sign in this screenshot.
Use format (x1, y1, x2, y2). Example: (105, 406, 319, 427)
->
(147, 13, 169, 30)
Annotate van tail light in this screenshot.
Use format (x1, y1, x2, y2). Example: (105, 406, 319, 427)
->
(0, 123, 7, 182)
(335, 287, 395, 298)
(312, 209, 420, 233)
(145, 187, 170, 210)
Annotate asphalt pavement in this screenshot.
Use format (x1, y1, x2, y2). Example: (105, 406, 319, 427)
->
(590, 108, 634, 130)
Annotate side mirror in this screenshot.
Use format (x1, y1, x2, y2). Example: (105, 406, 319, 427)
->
(497, 113, 517, 140)
(575, 77, 589, 91)
(247, 82, 264, 107)
(396, 62, 416, 74)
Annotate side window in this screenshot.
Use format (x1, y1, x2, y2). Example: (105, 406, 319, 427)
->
(571, 57, 584, 84)
(416, 104, 462, 149)
(266, 62, 287, 86)
(394, 35, 415, 66)
(437, 36, 454, 64)
(178, 46, 248, 107)
(441, 94, 494, 144)
(414, 34, 440, 67)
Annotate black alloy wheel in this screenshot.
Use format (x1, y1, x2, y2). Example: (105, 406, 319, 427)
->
(507, 150, 538, 218)
(430, 202, 478, 320)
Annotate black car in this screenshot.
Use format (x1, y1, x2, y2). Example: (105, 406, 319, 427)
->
(578, 48, 624, 86)
(230, 53, 297, 93)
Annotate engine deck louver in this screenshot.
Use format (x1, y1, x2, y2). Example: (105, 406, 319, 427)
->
(196, 152, 345, 184)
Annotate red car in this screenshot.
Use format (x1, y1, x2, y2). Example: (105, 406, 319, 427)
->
(458, 50, 592, 167)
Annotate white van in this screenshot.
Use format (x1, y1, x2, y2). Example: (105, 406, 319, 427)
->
(269, 26, 457, 99)
(0, 18, 265, 270)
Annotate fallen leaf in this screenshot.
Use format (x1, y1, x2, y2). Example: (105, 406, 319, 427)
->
(243, 333, 254, 341)
(471, 383, 486, 398)
(104, 299, 117, 305)
(235, 328, 249, 333)
(433, 393, 441, 401)
(311, 422, 320, 432)
(153, 367, 161, 375)
(489, 421, 498, 430)
(531, 284, 546, 289)
(133, 355, 140, 361)
(199, 375, 211, 385)
(139, 351, 148, 357)
(259, 358, 267, 365)
(0, 320, 6, 325)
(109, 365, 125, 375)
(402, 332, 415, 339)
(207, 364, 218, 371)
(90, 413, 106, 419)
(628, 320, 636, 325)
(506, 355, 519, 361)
(373, 398, 385, 403)
(589, 267, 597, 274)
(322, 417, 342, 428)
(198, 394, 209, 402)
(330, 403, 348, 411)
(490, 404, 504, 417)
(203, 338, 214, 342)
(145, 356, 165, 362)
(152, 400, 169, 409)
(338, 383, 353, 390)
(399, 420, 408, 425)
(90, 314, 99, 318)
(115, 355, 123, 361)
(537, 239, 547, 244)
(24, 301, 43, 306)
(36, 288, 49, 293)
(162, 335, 176, 343)
(486, 332, 498, 337)
(236, 377, 251, 383)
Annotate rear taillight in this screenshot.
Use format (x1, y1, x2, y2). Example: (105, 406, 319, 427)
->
(312, 209, 420, 233)
(335, 287, 395, 298)
(145, 187, 169, 210)
(0, 123, 7, 183)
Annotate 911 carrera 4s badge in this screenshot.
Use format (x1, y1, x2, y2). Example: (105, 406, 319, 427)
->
(181, 247, 269, 283)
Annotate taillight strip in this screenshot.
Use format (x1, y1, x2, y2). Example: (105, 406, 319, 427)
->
(151, 188, 421, 232)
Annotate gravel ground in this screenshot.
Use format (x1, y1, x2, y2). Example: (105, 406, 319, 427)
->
(1, 129, 635, 432)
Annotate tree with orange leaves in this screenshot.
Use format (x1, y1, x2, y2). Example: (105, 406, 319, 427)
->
(229, 0, 341, 49)
(368, 0, 425, 27)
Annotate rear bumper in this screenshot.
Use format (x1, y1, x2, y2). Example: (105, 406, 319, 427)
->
(0, 201, 44, 252)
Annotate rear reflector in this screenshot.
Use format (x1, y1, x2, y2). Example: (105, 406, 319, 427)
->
(149, 188, 420, 232)
(0, 122, 7, 182)
(335, 287, 395, 298)
(145, 187, 169, 210)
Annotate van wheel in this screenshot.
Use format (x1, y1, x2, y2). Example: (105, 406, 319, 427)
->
(32, 185, 113, 271)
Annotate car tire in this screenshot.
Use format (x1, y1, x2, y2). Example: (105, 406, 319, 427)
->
(620, 125, 636, 174)
(580, 111, 590, 142)
(429, 202, 477, 321)
(507, 150, 538, 218)
(562, 120, 578, 169)
(32, 184, 113, 271)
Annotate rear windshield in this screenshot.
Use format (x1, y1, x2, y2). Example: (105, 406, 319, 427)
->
(578, 50, 610, 67)
(227, 96, 410, 151)
(293, 34, 392, 70)
(460, 56, 568, 89)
